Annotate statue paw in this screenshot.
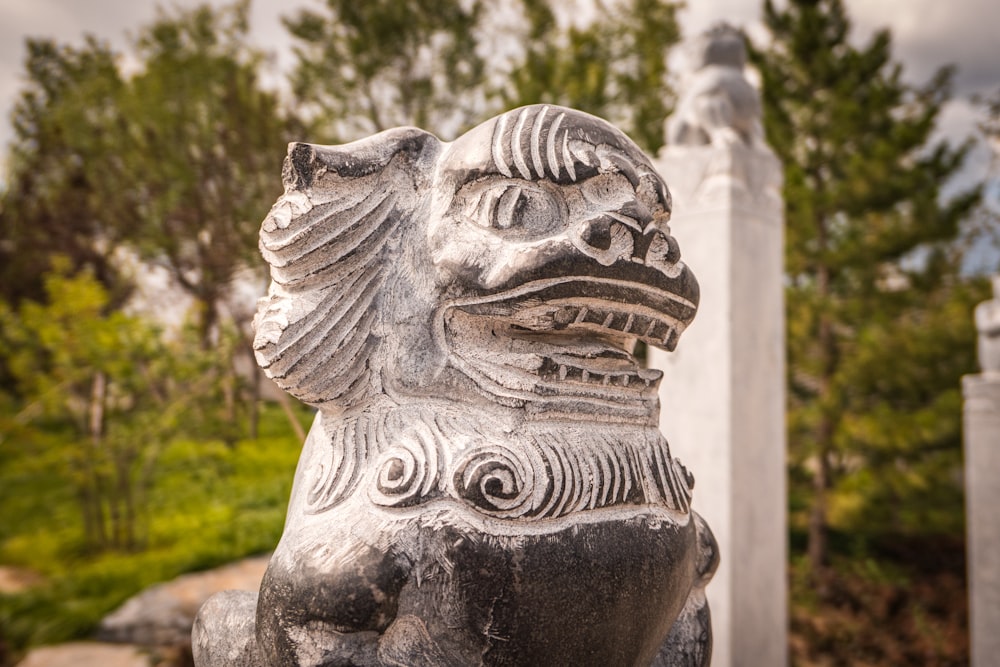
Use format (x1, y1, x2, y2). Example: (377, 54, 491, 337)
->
(193, 590, 264, 667)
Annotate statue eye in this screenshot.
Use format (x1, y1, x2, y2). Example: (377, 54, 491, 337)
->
(490, 184, 560, 231)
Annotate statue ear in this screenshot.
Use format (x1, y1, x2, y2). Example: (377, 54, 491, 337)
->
(253, 128, 441, 408)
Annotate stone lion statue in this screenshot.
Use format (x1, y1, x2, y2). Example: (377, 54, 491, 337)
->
(193, 105, 717, 666)
(976, 275, 1000, 374)
(666, 23, 764, 148)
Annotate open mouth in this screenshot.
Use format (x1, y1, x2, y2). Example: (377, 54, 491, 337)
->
(438, 277, 695, 415)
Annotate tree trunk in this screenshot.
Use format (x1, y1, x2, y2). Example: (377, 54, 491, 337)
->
(249, 357, 261, 440)
(808, 211, 834, 580)
(87, 372, 110, 549)
(276, 391, 306, 442)
(808, 417, 832, 576)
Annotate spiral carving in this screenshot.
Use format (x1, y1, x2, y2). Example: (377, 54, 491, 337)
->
(368, 422, 440, 508)
(305, 407, 691, 519)
(454, 445, 544, 519)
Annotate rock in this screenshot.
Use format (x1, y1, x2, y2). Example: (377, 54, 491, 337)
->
(17, 642, 150, 667)
(97, 555, 269, 648)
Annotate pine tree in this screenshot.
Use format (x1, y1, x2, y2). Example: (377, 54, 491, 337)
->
(282, 0, 682, 151)
(504, 0, 681, 154)
(751, 0, 984, 575)
(283, 0, 489, 142)
(0, 37, 132, 306)
(119, 0, 292, 345)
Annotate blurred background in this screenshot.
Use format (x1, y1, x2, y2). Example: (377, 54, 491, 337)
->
(0, 0, 997, 665)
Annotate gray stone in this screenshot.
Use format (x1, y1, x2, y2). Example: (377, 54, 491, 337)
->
(98, 555, 269, 648)
(965, 275, 1000, 667)
(975, 275, 1000, 374)
(666, 23, 765, 149)
(195, 105, 717, 666)
(649, 24, 787, 667)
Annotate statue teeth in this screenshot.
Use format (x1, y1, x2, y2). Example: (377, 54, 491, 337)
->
(601, 375, 610, 386)
(575, 307, 589, 324)
(621, 375, 630, 387)
(662, 329, 673, 346)
(581, 370, 590, 382)
(645, 320, 657, 337)
(623, 313, 634, 333)
(559, 365, 568, 380)
(602, 313, 614, 328)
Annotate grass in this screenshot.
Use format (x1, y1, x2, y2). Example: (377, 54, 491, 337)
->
(0, 404, 310, 662)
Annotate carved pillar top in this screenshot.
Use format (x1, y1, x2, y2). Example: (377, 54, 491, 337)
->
(976, 275, 1000, 374)
(659, 24, 781, 217)
(666, 23, 764, 150)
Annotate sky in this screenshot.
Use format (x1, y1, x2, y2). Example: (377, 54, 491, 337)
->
(0, 0, 997, 200)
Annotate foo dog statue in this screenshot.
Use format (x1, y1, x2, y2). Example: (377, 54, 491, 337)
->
(976, 275, 1000, 374)
(193, 105, 718, 666)
(666, 23, 764, 148)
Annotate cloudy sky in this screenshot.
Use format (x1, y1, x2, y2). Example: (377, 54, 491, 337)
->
(0, 0, 997, 188)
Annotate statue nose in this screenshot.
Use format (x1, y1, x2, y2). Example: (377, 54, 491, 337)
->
(576, 216, 683, 278)
(577, 215, 635, 266)
(641, 230, 685, 278)
(284, 142, 321, 190)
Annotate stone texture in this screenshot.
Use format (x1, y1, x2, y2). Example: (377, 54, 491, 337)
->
(666, 23, 764, 150)
(965, 276, 1000, 667)
(975, 275, 1000, 373)
(195, 104, 717, 666)
(98, 555, 269, 647)
(649, 24, 787, 667)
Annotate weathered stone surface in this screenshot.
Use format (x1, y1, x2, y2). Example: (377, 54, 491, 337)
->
(649, 23, 787, 667)
(965, 275, 1000, 667)
(195, 105, 717, 666)
(16, 642, 150, 667)
(975, 275, 1000, 374)
(98, 555, 269, 647)
(666, 23, 764, 149)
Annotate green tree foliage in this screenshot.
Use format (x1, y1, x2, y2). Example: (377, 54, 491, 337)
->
(978, 89, 1000, 250)
(0, 37, 132, 306)
(751, 0, 985, 573)
(0, 1, 291, 345)
(504, 0, 681, 153)
(283, 0, 488, 141)
(120, 0, 292, 342)
(0, 265, 221, 551)
(283, 0, 682, 150)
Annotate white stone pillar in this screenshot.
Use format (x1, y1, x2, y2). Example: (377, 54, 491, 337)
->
(965, 275, 1000, 667)
(649, 141, 787, 667)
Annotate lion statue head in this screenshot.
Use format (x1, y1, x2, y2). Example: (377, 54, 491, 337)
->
(253, 104, 698, 423)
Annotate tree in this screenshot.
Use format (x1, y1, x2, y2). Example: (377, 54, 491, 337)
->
(283, 0, 489, 142)
(120, 0, 292, 344)
(0, 37, 133, 307)
(0, 264, 217, 551)
(751, 0, 984, 575)
(503, 0, 681, 154)
(283, 0, 682, 151)
(1, 1, 291, 344)
(976, 89, 1000, 255)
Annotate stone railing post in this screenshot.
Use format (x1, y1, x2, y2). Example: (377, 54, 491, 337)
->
(965, 274, 1000, 667)
(648, 23, 788, 667)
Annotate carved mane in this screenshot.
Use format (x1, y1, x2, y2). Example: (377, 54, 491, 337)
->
(252, 129, 440, 407)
